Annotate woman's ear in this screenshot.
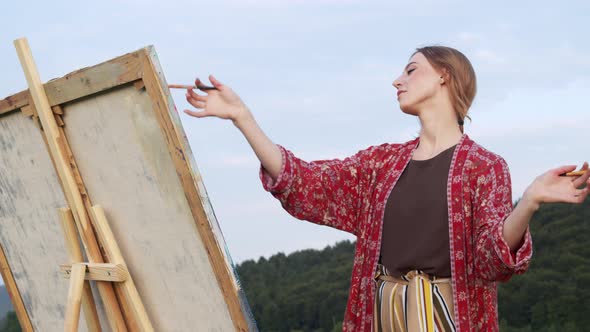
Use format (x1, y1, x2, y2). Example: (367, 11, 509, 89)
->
(439, 69, 449, 85)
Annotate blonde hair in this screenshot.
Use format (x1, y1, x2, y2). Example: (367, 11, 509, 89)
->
(412, 46, 476, 133)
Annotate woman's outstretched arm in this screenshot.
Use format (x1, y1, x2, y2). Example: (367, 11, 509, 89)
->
(183, 75, 380, 235)
(503, 161, 590, 251)
(256, 143, 382, 236)
(473, 158, 589, 282)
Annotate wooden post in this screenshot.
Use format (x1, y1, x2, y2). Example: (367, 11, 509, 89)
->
(14, 37, 128, 331)
(91, 205, 154, 331)
(0, 245, 33, 332)
(64, 264, 86, 332)
(58, 208, 102, 332)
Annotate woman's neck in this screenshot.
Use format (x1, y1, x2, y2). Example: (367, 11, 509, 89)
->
(414, 121, 463, 160)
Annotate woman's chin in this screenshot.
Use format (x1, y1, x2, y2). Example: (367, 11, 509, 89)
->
(398, 104, 418, 116)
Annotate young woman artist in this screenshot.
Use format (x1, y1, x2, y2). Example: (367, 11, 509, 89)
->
(182, 46, 590, 332)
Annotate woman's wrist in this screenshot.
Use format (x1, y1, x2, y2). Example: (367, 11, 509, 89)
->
(520, 189, 541, 212)
(232, 107, 254, 130)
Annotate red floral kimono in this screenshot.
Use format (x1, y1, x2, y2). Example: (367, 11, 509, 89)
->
(259, 133, 533, 331)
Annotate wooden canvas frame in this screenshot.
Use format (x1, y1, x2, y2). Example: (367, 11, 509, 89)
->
(0, 45, 257, 331)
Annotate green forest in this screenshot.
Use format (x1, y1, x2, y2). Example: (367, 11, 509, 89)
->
(0, 312, 19, 332)
(1, 198, 588, 331)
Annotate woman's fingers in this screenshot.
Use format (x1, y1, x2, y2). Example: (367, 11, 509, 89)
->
(551, 164, 577, 175)
(549, 164, 578, 179)
(572, 161, 590, 188)
(187, 88, 207, 101)
(195, 77, 203, 87)
(186, 92, 206, 109)
(573, 188, 589, 203)
(194, 76, 223, 91)
(183, 109, 210, 118)
(209, 74, 224, 89)
(187, 98, 206, 109)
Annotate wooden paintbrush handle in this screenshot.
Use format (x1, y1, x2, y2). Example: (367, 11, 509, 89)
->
(560, 170, 587, 177)
(168, 84, 218, 91)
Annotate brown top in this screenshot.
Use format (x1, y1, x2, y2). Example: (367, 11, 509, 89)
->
(379, 143, 457, 278)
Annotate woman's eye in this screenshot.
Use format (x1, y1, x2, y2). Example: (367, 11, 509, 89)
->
(407, 68, 415, 75)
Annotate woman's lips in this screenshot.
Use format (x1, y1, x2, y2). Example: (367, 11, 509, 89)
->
(397, 91, 406, 97)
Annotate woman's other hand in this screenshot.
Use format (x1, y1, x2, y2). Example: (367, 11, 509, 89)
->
(523, 161, 590, 209)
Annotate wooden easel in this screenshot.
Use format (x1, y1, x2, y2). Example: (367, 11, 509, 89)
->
(58, 205, 154, 331)
(14, 38, 154, 331)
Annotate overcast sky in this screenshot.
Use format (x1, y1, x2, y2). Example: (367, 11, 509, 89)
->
(1, 1, 589, 278)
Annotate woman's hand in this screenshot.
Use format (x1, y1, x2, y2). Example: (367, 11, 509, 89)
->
(183, 75, 252, 126)
(523, 161, 590, 209)
(182, 74, 283, 179)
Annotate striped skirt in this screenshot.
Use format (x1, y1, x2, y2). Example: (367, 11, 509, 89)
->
(373, 264, 456, 332)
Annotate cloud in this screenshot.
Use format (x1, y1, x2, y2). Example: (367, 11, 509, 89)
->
(214, 155, 260, 168)
(474, 49, 507, 65)
(457, 31, 483, 44)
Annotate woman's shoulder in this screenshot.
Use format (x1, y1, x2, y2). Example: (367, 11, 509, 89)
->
(355, 138, 415, 161)
(364, 136, 419, 154)
(469, 140, 506, 164)
(465, 138, 510, 177)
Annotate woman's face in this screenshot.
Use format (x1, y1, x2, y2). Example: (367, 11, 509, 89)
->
(392, 52, 444, 115)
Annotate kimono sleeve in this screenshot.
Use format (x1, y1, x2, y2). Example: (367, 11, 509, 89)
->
(473, 157, 533, 282)
(259, 143, 378, 236)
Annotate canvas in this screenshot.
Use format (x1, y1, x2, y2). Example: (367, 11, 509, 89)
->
(0, 46, 257, 331)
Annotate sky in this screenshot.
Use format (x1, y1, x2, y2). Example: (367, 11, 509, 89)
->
(1, 0, 589, 276)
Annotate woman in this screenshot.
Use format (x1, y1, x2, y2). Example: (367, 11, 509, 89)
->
(183, 46, 590, 332)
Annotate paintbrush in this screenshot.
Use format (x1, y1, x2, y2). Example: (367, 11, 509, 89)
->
(169, 84, 218, 91)
(559, 170, 587, 177)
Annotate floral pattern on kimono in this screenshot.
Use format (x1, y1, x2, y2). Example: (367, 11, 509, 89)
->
(259, 133, 533, 332)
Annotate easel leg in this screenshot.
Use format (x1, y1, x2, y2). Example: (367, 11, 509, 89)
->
(65, 264, 86, 332)
(59, 208, 102, 332)
(91, 205, 154, 331)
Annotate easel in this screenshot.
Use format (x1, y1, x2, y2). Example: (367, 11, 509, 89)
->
(14, 38, 154, 331)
